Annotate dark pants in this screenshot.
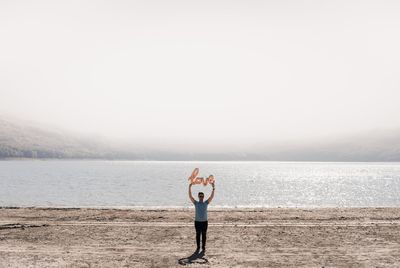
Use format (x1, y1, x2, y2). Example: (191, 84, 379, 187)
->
(194, 221, 208, 249)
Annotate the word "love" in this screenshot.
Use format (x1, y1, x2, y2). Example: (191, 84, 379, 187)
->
(188, 168, 215, 186)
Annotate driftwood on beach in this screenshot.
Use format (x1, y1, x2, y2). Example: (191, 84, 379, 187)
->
(0, 223, 49, 230)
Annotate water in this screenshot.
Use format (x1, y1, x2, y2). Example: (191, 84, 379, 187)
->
(0, 160, 400, 208)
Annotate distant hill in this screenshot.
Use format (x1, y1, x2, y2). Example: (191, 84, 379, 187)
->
(0, 117, 135, 159)
(244, 130, 400, 162)
(1, 116, 399, 161)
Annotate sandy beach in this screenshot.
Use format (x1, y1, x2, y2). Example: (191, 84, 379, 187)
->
(0, 207, 400, 267)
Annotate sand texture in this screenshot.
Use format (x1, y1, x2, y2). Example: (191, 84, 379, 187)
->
(1, 207, 400, 267)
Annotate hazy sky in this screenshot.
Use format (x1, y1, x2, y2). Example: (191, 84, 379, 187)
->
(1, 0, 400, 147)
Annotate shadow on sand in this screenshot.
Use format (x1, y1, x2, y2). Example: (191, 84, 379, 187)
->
(178, 250, 209, 265)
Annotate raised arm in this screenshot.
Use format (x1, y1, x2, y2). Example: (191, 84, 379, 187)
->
(188, 183, 195, 204)
(207, 183, 215, 204)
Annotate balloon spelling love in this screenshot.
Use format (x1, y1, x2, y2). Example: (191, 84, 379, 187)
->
(188, 168, 215, 186)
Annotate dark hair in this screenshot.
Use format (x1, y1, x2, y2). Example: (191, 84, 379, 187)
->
(198, 192, 204, 196)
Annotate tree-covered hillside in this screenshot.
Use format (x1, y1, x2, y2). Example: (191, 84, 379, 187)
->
(0, 117, 127, 159)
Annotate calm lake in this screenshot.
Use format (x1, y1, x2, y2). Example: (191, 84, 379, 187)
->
(1, 160, 400, 208)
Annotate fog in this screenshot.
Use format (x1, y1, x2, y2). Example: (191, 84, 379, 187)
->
(1, 0, 400, 150)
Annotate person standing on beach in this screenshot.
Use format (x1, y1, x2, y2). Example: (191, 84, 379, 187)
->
(189, 181, 215, 253)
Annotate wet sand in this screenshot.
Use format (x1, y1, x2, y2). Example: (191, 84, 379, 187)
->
(1, 207, 400, 267)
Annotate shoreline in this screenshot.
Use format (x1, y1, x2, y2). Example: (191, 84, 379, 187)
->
(2, 205, 400, 210)
(2, 158, 400, 163)
(1, 207, 400, 267)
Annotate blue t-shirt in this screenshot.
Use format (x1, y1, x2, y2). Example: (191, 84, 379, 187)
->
(194, 200, 209, 222)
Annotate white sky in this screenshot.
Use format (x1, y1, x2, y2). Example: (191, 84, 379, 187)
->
(1, 0, 400, 147)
